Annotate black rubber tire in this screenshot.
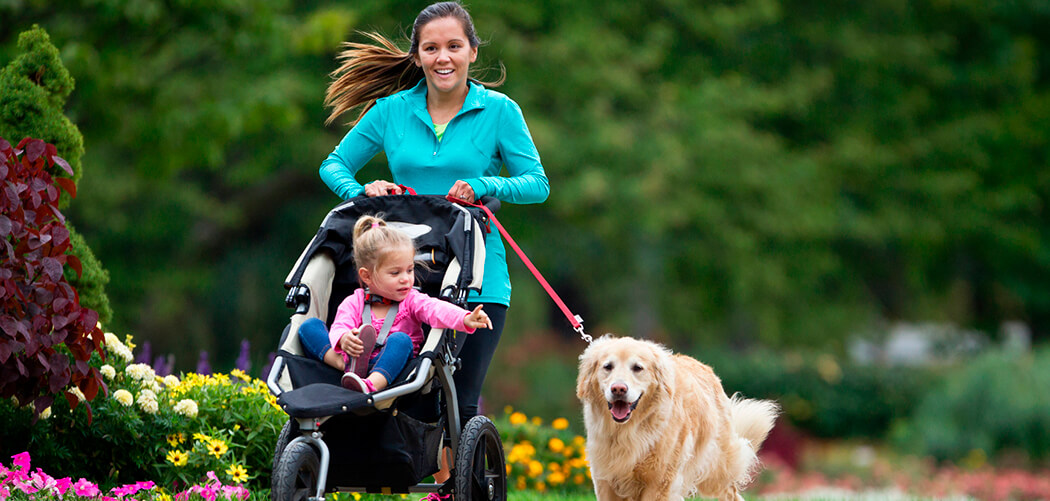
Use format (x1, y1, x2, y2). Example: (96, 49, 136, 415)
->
(271, 419, 299, 491)
(271, 441, 321, 501)
(454, 416, 507, 501)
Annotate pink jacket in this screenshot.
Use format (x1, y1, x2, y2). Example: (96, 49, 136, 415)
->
(329, 288, 475, 356)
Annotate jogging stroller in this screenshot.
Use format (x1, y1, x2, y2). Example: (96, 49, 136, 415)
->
(267, 194, 507, 501)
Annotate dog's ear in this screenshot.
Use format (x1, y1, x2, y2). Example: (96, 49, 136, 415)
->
(576, 344, 600, 401)
(648, 341, 676, 398)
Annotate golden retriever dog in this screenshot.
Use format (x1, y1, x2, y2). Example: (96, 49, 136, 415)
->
(576, 335, 778, 501)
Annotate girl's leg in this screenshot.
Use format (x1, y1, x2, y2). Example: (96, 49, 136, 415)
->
(298, 318, 345, 370)
(366, 332, 413, 391)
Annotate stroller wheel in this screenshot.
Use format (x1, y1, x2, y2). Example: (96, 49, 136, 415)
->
(271, 419, 299, 490)
(454, 416, 507, 501)
(272, 441, 321, 501)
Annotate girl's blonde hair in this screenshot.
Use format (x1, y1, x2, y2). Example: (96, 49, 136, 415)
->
(323, 1, 506, 126)
(352, 215, 415, 277)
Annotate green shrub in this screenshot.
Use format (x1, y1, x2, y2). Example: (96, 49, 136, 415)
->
(0, 331, 287, 492)
(892, 347, 1050, 464)
(0, 25, 112, 325)
(702, 348, 938, 439)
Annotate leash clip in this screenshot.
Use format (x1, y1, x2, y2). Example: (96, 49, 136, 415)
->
(573, 315, 592, 344)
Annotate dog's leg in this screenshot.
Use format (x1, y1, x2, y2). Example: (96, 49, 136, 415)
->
(593, 479, 627, 501)
(717, 486, 746, 501)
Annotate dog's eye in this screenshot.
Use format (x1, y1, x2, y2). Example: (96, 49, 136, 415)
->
(602, 362, 613, 371)
(631, 364, 644, 373)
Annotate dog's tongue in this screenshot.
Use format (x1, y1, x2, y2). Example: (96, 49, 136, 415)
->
(610, 401, 631, 421)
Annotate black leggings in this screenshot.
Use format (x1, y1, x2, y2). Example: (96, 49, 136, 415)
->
(453, 302, 508, 427)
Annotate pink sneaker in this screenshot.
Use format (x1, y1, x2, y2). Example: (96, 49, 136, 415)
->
(341, 372, 376, 393)
(346, 324, 377, 378)
(419, 494, 451, 501)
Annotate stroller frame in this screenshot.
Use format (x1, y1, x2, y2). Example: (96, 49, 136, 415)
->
(267, 195, 506, 501)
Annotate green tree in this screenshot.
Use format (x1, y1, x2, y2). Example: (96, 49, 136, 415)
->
(0, 25, 111, 325)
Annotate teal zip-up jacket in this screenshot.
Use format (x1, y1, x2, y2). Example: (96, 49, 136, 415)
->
(320, 79, 550, 306)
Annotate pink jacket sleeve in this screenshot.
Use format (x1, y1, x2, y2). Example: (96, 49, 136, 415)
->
(405, 290, 477, 334)
(328, 289, 366, 354)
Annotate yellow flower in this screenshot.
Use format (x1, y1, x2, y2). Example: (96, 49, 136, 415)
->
(527, 460, 543, 478)
(192, 432, 212, 443)
(207, 439, 229, 458)
(226, 464, 249, 483)
(351, 494, 362, 500)
(552, 417, 569, 430)
(166, 450, 188, 467)
(573, 474, 585, 485)
(531, 416, 543, 426)
(572, 435, 586, 447)
(166, 434, 180, 447)
(503, 405, 514, 415)
(113, 389, 134, 407)
(535, 481, 546, 492)
(515, 476, 527, 491)
(156, 492, 173, 501)
(548, 471, 566, 485)
(509, 412, 527, 426)
(548, 437, 565, 453)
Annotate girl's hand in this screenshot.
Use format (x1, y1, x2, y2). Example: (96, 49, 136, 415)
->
(463, 305, 493, 331)
(447, 180, 476, 203)
(340, 328, 365, 356)
(364, 180, 403, 197)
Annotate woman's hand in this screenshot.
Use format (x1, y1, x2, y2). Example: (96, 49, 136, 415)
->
(339, 328, 365, 356)
(447, 180, 476, 203)
(364, 180, 404, 197)
(463, 305, 493, 331)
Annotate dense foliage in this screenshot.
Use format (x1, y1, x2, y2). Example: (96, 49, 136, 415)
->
(0, 331, 286, 492)
(0, 25, 111, 324)
(0, 136, 104, 419)
(1, 1, 1048, 368)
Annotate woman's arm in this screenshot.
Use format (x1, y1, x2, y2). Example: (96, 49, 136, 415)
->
(319, 103, 387, 200)
(464, 98, 550, 204)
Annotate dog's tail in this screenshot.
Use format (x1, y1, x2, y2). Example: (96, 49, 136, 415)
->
(729, 393, 779, 452)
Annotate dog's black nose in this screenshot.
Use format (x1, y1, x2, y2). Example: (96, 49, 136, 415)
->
(611, 382, 628, 398)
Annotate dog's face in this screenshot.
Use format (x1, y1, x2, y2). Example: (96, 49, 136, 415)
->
(577, 335, 673, 424)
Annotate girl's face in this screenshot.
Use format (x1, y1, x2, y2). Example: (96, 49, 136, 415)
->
(359, 247, 415, 301)
(413, 16, 477, 100)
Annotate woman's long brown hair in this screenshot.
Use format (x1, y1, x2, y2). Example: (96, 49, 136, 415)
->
(323, 2, 506, 127)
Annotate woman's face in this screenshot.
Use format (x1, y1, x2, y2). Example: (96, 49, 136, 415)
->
(413, 16, 477, 99)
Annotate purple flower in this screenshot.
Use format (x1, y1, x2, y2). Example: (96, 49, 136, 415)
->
(235, 339, 252, 373)
(135, 341, 152, 365)
(196, 351, 212, 375)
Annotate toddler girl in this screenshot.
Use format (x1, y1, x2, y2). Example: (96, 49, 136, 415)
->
(298, 215, 492, 393)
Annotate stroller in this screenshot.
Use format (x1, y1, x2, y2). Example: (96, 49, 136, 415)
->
(267, 194, 507, 501)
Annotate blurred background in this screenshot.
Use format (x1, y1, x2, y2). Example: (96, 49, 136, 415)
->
(3, 0, 1049, 474)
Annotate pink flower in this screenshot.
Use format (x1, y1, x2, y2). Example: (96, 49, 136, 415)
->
(221, 484, 250, 501)
(73, 477, 101, 497)
(54, 477, 72, 496)
(10, 453, 30, 472)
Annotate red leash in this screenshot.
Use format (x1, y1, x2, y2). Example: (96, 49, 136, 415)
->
(447, 196, 591, 344)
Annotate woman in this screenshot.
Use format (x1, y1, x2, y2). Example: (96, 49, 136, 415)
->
(318, 1, 548, 494)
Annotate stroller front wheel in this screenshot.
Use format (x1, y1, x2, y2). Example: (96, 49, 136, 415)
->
(272, 441, 321, 501)
(454, 416, 507, 501)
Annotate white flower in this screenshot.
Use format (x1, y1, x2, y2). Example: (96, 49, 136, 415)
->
(113, 344, 133, 362)
(137, 389, 158, 414)
(126, 363, 155, 382)
(173, 399, 199, 418)
(114, 389, 134, 407)
(69, 386, 86, 402)
(40, 407, 51, 419)
(100, 365, 116, 380)
(163, 375, 181, 388)
(103, 332, 121, 347)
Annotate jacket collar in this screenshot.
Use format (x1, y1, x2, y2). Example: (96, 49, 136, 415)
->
(407, 78, 486, 126)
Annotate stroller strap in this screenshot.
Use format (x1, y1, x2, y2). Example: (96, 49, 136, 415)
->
(362, 301, 399, 347)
